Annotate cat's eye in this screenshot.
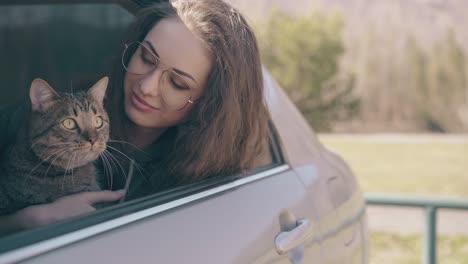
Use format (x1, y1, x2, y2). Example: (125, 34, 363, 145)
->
(62, 118, 77, 130)
(95, 116, 104, 128)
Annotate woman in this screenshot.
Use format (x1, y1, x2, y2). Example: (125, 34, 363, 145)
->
(0, 0, 269, 234)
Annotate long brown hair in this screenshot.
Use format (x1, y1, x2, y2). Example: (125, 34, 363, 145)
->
(106, 0, 269, 183)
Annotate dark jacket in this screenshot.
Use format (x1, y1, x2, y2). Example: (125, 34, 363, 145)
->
(98, 127, 179, 200)
(0, 102, 29, 153)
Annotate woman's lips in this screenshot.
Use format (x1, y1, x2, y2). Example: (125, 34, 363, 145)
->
(131, 92, 159, 112)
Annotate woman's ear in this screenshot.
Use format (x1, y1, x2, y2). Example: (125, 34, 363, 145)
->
(29, 78, 60, 112)
(88, 76, 109, 104)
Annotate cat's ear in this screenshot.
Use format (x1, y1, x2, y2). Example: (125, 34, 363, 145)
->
(29, 79, 60, 112)
(88, 76, 109, 104)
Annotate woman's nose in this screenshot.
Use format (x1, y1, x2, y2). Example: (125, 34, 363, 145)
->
(138, 68, 163, 97)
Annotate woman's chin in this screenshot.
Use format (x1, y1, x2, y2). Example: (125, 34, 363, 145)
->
(125, 106, 153, 128)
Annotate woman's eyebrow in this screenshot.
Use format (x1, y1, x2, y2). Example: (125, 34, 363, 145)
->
(143, 40, 198, 85)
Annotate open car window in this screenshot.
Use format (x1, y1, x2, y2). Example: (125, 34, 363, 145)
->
(0, 3, 135, 103)
(0, 0, 287, 258)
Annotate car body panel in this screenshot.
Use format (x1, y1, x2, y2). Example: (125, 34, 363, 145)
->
(263, 70, 367, 263)
(21, 168, 317, 264)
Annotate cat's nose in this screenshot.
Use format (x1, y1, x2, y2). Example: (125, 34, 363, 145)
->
(88, 136, 97, 145)
(84, 132, 97, 145)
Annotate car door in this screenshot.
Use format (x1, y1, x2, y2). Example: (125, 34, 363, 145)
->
(7, 164, 316, 264)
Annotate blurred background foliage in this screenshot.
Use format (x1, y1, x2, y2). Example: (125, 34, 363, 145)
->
(256, 8, 358, 131)
(252, 5, 468, 133)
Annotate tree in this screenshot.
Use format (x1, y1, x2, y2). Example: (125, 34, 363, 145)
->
(408, 29, 468, 132)
(256, 8, 356, 131)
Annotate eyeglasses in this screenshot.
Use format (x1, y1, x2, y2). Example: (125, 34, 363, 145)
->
(121, 41, 194, 110)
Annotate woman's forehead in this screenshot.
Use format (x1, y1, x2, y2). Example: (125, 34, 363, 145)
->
(144, 17, 212, 89)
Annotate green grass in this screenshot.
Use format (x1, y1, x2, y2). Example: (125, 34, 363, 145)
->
(370, 231, 468, 264)
(318, 134, 468, 263)
(318, 134, 468, 197)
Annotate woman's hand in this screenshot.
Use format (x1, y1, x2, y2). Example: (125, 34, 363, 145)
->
(3, 190, 125, 234)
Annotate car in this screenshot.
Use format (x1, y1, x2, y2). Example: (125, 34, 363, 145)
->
(0, 0, 368, 263)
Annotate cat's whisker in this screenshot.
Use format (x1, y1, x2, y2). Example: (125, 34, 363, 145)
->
(39, 144, 77, 164)
(50, 148, 74, 190)
(103, 149, 128, 181)
(62, 151, 77, 191)
(70, 152, 77, 189)
(43, 146, 78, 178)
(34, 142, 77, 164)
(106, 149, 145, 190)
(106, 148, 147, 187)
(101, 151, 116, 183)
(103, 151, 128, 193)
(28, 145, 76, 179)
(34, 143, 75, 157)
(98, 154, 109, 189)
(107, 139, 148, 154)
(46, 147, 76, 180)
(33, 142, 75, 149)
(126, 157, 146, 181)
(101, 151, 117, 188)
(62, 155, 70, 190)
(105, 141, 149, 182)
(105, 148, 147, 183)
(106, 146, 146, 174)
(100, 152, 114, 189)
(43, 145, 76, 164)
(61, 161, 69, 191)
(106, 154, 114, 190)
(105, 149, 147, 186)
(129, 161, 146, 181)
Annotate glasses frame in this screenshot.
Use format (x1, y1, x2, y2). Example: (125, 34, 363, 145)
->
(121, 41, 195, 111)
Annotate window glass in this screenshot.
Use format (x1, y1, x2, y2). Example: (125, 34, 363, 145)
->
(0, 4, 134, 105)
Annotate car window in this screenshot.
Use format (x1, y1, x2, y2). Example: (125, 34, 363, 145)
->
(0, 1, 286, 255)
(0, 3, 134, 105)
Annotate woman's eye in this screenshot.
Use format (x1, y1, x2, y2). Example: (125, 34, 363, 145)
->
(140, 53, 155, 65)
(62, 118, 77, 130)
(170, 76, 188, 90)
(95, 116, 103, 128)
(139, 47, 157, 66)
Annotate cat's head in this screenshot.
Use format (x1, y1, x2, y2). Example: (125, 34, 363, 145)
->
(28, 77, 110, 170)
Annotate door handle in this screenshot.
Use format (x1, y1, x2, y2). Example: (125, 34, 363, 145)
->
(275, 209, 311, 264)
(274, 218, 310, 255)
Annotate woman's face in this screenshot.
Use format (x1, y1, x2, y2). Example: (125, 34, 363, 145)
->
(124, 17, 212, 128)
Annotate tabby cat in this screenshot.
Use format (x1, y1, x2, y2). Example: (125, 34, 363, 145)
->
(0, 77, 110, 215)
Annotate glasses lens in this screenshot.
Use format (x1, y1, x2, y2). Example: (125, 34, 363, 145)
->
(160, 71, 192, 110)
(122, 42, 194, 110)
(122, 42, 158, 75)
